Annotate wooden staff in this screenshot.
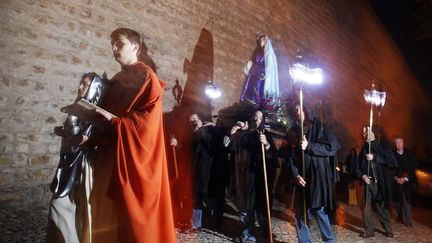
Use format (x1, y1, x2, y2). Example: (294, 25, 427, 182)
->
(170, 134, 183, 210)
(290, 186, 296, 210)
(171, 135, 179, 180)
(260, 131, 273, 243)
(365, 83, 375, 210)
(85, 158, 93, 243)
(299, 88, 307, 224)
(367, 104, 373, 178)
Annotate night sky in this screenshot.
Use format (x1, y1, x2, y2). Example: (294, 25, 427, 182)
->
(370, 0, 432, 98)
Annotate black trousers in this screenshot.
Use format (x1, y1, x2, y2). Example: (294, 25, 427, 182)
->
(362, 183, 392, 234)
(395, 184, 412, 225)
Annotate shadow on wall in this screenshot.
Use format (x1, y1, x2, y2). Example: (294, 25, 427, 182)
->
(180, 27, 214, 121)
(138, 40, 157, 73)
(163, 26, 216, 144)
(320, 100, 360, 159)
(163, 27, 215, 226)
(163, 26, 215, 177)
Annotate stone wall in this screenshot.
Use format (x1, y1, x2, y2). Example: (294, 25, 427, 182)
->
(1, 0, 431, 207)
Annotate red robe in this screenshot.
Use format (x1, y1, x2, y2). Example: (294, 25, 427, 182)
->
(90, 62, 176, 243)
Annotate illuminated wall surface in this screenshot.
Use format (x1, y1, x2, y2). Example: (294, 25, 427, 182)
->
(0, 0, 431, 206)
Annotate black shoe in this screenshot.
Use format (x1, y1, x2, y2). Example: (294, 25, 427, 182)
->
(360, 232, 375, 238)
(383, 232, 394, 238)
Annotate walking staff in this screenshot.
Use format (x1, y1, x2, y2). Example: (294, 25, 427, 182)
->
(260, 128, 273, 243)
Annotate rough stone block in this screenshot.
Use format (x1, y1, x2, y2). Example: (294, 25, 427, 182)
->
(0, 133, 13, 142)
(1, 144, 14, 154)
(45, 116, 57, 124)
(16, 144, 29, 153)
(0, 155, 9, 166)
(16, 79, 30, 87)
(0, 96, 6, 107)
(32, 66, 46, 74)
(29, 155, 50, 165)
(11, 153, 28, 167)
(16, 133, 40, 143)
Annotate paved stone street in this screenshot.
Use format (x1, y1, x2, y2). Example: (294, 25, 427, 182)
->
(1, 199, 432, 242)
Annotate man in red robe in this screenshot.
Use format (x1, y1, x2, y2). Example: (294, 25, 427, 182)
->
(84, 28, 175, 243)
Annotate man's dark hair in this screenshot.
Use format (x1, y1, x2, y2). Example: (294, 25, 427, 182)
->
(111, 28, 141, 45)
(363, 124, 387, 142)
(249, 109, 263, 118)
(82, 72, 97, 81)
(371, 124, 384, 138)
(250, 109, 265, 131)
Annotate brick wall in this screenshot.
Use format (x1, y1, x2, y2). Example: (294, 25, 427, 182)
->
(0, 0, 431, 206)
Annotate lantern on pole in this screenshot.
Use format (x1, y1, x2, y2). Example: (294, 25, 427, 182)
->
(289, 55, 324, 224)
(363, 82, 386, 180)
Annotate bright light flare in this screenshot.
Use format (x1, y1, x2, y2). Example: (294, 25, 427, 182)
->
(205, 82, 221, 99)
(363, 89, 386, 107)
(289, 63, 324, 85)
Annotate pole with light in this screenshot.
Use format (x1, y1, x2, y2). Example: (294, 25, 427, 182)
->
(363, 82, 386, 205)
(289, 59, 324, 225)
(204, 80, 221, 122)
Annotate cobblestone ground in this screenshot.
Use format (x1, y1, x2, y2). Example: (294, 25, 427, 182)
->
(0, 205, 48, 243)
(1, 199, 432, 242)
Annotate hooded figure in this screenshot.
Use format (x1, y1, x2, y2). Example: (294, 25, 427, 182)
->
(288, 105, 341, 208)
(357, 126, 398, 203)
(356, 125, 398, 238)
(229, 110, 276, 242)
(287, 104, 341, 243)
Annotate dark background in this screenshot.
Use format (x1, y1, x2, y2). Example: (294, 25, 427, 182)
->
(370, 0, 432, 98)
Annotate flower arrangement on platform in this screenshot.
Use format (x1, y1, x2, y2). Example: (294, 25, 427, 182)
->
(252, 92, 292, 130)
(274, 106, 291, 129)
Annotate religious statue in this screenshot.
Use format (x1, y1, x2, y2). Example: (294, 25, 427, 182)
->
(240, 35, 280, 106)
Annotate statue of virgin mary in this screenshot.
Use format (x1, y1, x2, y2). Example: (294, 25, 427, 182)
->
(240, 35, 280, 105)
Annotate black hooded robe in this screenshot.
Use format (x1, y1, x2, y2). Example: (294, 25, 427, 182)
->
(287, 118, 341, 210)
(357, 140, 398, 203)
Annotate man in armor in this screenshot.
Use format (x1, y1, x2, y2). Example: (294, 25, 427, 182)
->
(46, 72, 103, 243)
